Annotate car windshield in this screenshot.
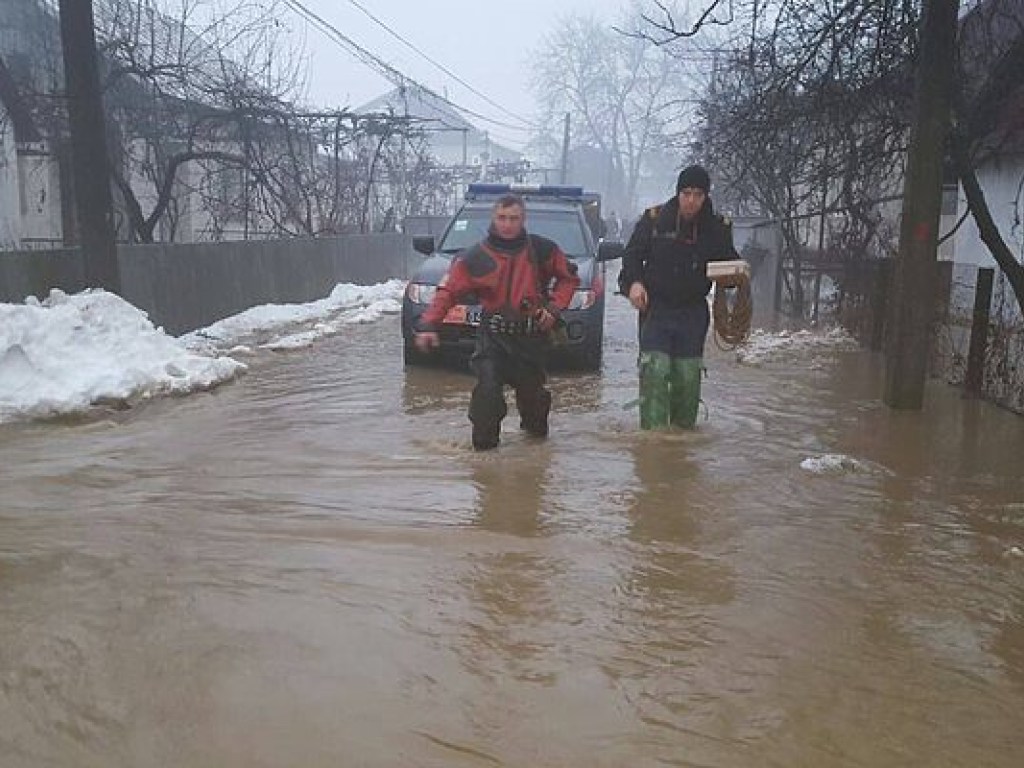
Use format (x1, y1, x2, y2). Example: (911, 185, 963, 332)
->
(439, 209, 590, 258)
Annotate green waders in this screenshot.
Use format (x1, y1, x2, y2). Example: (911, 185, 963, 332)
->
(639, 351, 702, 429)
(669, 356, 703, 428)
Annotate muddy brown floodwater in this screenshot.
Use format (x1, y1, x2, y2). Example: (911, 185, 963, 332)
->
(2, 289, 1023, 767)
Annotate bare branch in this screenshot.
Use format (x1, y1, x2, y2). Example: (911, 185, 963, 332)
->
(620, 0, 735, 45)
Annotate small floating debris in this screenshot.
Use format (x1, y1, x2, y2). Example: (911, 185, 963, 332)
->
(800, 453, 878, 474)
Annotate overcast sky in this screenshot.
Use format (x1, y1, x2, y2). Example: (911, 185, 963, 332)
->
(286, 0, 631, 150)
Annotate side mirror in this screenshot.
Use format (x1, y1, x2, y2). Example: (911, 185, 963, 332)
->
(596, 240, 624, 262)
(412, 235, 435, 256)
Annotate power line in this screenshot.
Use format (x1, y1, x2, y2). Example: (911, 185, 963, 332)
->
(281, 0, 535, 134)
(341, 0, 536, 129)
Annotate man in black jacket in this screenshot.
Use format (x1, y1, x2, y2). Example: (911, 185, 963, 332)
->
(618, 165, 737, 429)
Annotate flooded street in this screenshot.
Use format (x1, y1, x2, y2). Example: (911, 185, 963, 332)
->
(2, 291, 1023, 767)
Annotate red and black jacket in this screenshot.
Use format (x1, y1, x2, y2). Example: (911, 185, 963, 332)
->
(420, 231, 580, 330)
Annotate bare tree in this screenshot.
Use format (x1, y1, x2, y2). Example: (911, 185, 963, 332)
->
(95, 0, 305, 242)
(532, 8, 693, 214)
(8, 0, 458, 245)
(209, 108, 452, 238)
(636, 0, 1024, 317)
(239, 109, 361, 238)
(630, 0, 736, 42)
(678, 1, 917, 316)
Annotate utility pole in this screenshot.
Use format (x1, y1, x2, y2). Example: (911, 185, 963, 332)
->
(559, 112, 570, 184)
(59, 0, 120, 293)
(481, 131, 490, 182)
(883, 0, 958, 409)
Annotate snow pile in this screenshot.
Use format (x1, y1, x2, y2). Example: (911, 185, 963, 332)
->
(0, 289, 245, 423)
(736, 327, 859, 365)
(0, 279, 406, 425)
(181, 279, 404, 353)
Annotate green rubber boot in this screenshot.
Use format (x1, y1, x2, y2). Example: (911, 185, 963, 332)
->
(669, 357, 703, 428)
(639, 351, 672, 430)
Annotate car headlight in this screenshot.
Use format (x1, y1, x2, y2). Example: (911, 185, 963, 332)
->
(567, 289, 596, 310)
(406, 283, 437, 305)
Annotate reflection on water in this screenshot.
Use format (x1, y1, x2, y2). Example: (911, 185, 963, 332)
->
(471, 450, 550, 537)
(623, 439, 735, 615)
(2, 307, 1023, 767)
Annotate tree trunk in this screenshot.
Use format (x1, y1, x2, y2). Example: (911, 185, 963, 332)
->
(59, 0, 120, 290)
(883, 0, 959, 410)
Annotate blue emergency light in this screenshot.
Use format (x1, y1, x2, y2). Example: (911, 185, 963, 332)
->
(465, 183, 585, 200)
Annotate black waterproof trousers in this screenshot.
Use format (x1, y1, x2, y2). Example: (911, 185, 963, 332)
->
(469, 329, 551, 450)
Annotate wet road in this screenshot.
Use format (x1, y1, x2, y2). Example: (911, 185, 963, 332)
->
(2, 288, 1023, 767)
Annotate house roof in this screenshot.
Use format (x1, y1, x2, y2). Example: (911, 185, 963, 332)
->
(0, 55, 42, 143)
(358, 86, 472, 130)
(357, 85, 521, 161)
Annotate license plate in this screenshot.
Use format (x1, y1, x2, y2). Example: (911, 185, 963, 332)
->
(443, 305, 481, 326)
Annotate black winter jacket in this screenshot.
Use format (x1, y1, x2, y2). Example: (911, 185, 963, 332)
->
(618, 196, 737, 308)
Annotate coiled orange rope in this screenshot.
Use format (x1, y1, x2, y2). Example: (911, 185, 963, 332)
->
(712, 274, 753, 350)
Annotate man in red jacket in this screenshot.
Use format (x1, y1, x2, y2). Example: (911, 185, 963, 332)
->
(415, 194, 580, 450)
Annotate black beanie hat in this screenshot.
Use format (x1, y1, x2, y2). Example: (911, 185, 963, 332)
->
(676, 165, 710, 194)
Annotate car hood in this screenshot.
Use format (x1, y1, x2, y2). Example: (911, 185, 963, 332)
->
(411, 253, 598, 289)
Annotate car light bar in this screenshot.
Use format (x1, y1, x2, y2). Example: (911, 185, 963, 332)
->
(466, 183, 586, 200)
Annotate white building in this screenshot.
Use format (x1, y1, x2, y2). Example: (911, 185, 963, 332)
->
(948, 0, 1024, 324)
(358, 86, 524, 176)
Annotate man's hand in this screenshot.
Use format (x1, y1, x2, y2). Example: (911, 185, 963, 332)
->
(414, 331, 440, 353)
(628, 282, 648, 312)
(534, 307, 557, 332)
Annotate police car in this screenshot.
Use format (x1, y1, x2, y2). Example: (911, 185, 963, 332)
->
(401, 184, 624, 371)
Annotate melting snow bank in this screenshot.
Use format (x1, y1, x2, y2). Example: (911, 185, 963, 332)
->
(0, 289, 245, 424)
(180, 280, 404, 353)
(0, 279, 405, 425)
(736, 327, 859, 365)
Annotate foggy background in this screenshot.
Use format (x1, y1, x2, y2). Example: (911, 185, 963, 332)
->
(296, 0, 631, 146)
